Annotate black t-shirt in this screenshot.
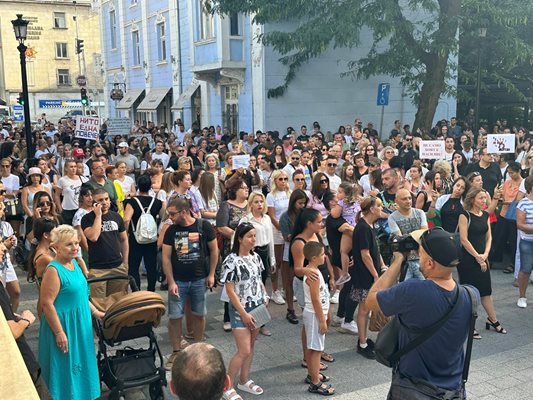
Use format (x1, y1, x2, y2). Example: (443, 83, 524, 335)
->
(127, 195, 163, 236)
(163, 219, 216, 281)
(466, 162, 502, 197)
(81, 210, 125, 269)
(352, 218, 380, 290)
(325, 215, 347, 267)
(0, 283, 40, 374)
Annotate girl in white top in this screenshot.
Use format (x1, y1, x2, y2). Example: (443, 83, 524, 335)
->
(114, 161, 136, 198)
(198, 171, 219, 225)
(0, 158, 21, 236)
(55, 160, 88, 224)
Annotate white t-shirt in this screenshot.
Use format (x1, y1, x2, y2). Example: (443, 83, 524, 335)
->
(151, 152, 170, 168)
(115, 176, 135, 196)
(57, 175, 88, 210)
(266, 190, 290, 222)
(326, 172, 341, 192)
(72, 208, 90, 228)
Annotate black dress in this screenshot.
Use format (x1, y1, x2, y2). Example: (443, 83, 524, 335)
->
(440, 196, 464, 233)
(457, 210, 492, 297)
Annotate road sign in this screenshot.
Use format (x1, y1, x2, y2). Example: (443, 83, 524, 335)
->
(377, 83, 390, 106)
(13, 105, 24, 122)
(76, 75, 87, 87)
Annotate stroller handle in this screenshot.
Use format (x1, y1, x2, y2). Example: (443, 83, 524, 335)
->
(87, 275, 139, 292)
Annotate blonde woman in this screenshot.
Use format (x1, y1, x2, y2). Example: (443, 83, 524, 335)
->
(205, 153, 223, 205)
(240, 192, 276, 336)
(433, 160, 454, 194)
(266, 170, 293, 315)
(379, 146, 396, 171)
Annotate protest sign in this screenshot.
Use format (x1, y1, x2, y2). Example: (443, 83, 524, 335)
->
(232, 154, 250, 169)
(106, 118, 131, 136)
(419, 140, 445, 160)
(487, 134, 515, 153)
(75, 116, 100, 141)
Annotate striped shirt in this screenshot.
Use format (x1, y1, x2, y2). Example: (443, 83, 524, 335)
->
(517, 198, 533, 241)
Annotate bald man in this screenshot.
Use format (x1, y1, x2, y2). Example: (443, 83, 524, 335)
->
(171, 343, 231, 400)
(387, 189, 428, 280)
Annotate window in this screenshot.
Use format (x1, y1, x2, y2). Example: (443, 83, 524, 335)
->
(230, 14, 241, 36)
(109, 10, 117, 49)
(54, 12, 66, 29)
(57, 69, 70, 85)
(55, 43, 68, 58)
(198, 0, 214, 40)
(132, 29, 141, 65)
(157, 22, 167, 61)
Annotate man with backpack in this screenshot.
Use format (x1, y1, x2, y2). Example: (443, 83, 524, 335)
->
(162, 197, 218, 371)
(366, 228, 479, 400)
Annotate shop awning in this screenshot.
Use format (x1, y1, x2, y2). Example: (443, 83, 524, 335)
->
(115, 89, 144, 110)
(136, 88, 171, 112)
(171, 81, 200, 111)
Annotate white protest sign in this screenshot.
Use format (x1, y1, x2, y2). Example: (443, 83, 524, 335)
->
(232, 154, 250, 170)
(487, 134, 515, 153)
(106, 118, 131, 136)
(419, 140, 445, 160)
(75, 116, 100, 141)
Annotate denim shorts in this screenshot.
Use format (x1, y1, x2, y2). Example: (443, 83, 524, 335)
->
(519, 239, 533, 274)
(228, 302, 254, 330)
(168, 278, 207, 319)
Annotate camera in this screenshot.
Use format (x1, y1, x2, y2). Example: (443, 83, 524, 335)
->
(389, 234, 419, 253)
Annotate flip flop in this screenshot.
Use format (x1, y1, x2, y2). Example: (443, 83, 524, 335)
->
(237, 380, 264, 395)
(321, 352, 335, 363)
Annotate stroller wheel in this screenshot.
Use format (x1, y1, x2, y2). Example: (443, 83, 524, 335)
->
(149, 381, 165, 400)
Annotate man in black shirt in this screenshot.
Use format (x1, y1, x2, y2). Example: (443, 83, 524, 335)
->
(162, 198, 218, 371)
(466, 147, 502, 197)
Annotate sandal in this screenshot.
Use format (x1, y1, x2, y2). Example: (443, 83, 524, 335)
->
(321, 352, 335, 363)
(237, 380, 264, 395)
(223, 388, 243, 400)
(308, 382, 335, 396)
(473, 330, 482, 340)
(503, 265, 514, 274)
(301, 360, 328, 371)
(305, 373, 330, 384)
(486, 318, 507, 334)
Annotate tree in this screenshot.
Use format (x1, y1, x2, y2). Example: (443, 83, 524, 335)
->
(211, 0, 533, 133)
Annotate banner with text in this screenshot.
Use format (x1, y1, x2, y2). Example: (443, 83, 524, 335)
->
(487, 134, 515, 153)
(75, 116, 100, 141)
(106, 118, 131, 136)
(419, 140, 445, 160)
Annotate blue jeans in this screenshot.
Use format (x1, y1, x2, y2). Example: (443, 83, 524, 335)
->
(168, 278, 207, 319)
(404, 259, 425, 281)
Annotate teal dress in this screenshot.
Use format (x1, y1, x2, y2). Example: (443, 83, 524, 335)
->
(38, 259, 100, 400)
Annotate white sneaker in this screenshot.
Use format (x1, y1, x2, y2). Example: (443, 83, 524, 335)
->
(280, 288, 286, 299)
(331, 315, 344, 327)
(339, 320, 358, 335)
(517, 297, 528, 308)
(330, 290, 339, 304)
(271, 290, 286, 305)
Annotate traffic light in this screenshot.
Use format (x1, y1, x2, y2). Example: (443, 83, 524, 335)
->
(80, 88, 89, 106)
(17, 92, 24, 106)
(76, 39, 84, 55)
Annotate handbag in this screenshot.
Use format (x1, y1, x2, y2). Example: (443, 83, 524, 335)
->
(4, 198, 23, 217)
(248, 303, 271, 327)
(369, 309, 392, 332)
(504, 201, 518, 221)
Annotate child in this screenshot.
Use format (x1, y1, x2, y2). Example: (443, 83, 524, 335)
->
(303, 241, 335, 396)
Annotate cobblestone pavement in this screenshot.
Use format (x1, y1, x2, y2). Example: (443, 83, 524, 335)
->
(18, 266, 533, 399)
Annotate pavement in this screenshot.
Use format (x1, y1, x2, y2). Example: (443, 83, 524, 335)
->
(17, 265, 533, 400)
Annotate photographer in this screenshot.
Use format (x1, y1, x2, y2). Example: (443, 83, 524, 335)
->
(366, 228, 479, 399)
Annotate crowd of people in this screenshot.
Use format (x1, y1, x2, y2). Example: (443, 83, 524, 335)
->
(0, 114, 530, 399)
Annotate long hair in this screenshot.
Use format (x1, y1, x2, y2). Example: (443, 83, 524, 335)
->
(199, 171, 216, 205)
(287, 189, 309, 224)
(291, 208, 320, 242)
(27, 217, 58, 281)
(33, 191, 58, 223)
(452, 176, 469, 200)
(311, 172, 329, 198)
(463, 187, 486, 211)
(340, 162, 357, 184)
(230, 223, 256, 256)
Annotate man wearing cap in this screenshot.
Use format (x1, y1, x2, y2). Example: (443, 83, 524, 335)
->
(115, 142, 140, 178)
(366, 228, 479, 399)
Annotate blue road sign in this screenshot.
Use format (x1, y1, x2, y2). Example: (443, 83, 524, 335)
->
(377, 83, 390, 106)
(13, 105, 24, 122)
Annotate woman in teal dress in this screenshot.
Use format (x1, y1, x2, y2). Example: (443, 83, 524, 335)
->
(39, 224, 104, 400)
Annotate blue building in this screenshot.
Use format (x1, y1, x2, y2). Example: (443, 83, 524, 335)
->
(99, 0, 456, 135)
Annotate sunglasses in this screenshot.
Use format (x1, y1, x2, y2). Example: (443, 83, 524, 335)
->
(177, 149, 184, 152)
(320, 179, 328, 184)
(291, 157, 300, 161)
(327, 163, 337, 167)
(38, 201, 51, 207)
(1, 165, 10, 168)
(294, 178, 305, 182)
(278, 177, 288, 181)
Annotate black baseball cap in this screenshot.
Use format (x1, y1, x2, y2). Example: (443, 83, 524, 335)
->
(410, 228, 459, 267)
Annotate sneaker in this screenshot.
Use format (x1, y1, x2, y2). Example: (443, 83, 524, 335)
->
(165, 351, 180, 370)
(517, 297, 528, 308)
(223, 322, 232, 332)
(357, 340, 375, 360)
(330, 290, 339, 304)
(339, 320, 358, 335)
(336, 274, 351, 286)
(271, 290, 286, 305)
(331, 315, 344, 327)
(286, 309, 299, 324)
(280, 288, 286, 299)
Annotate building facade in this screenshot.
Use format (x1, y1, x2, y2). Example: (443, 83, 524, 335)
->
(100, 0, 456, 135)
(0, 0, 104, 122)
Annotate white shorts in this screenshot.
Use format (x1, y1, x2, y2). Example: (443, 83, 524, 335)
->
(303, 309, 325, 351)
(273, 227, 284, 245)
(1, 263, 18, 285)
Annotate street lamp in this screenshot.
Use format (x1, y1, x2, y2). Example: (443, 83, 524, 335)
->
(474, 27, 487, 135)
(11, 14, 34, 161)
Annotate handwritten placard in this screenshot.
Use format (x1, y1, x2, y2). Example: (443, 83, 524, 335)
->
(487, 134, 515, 153)
(419, 140, 445, 160)
(232, 154, 250, 170)
(75, 116, 100, 141)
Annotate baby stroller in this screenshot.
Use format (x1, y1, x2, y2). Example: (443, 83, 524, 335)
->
(88, 275, 167, 400)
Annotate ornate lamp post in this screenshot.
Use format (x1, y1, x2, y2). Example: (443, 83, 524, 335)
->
(11, 14, 34, 161)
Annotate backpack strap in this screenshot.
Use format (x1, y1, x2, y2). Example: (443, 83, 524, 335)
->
(462, 285, 479, 383)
